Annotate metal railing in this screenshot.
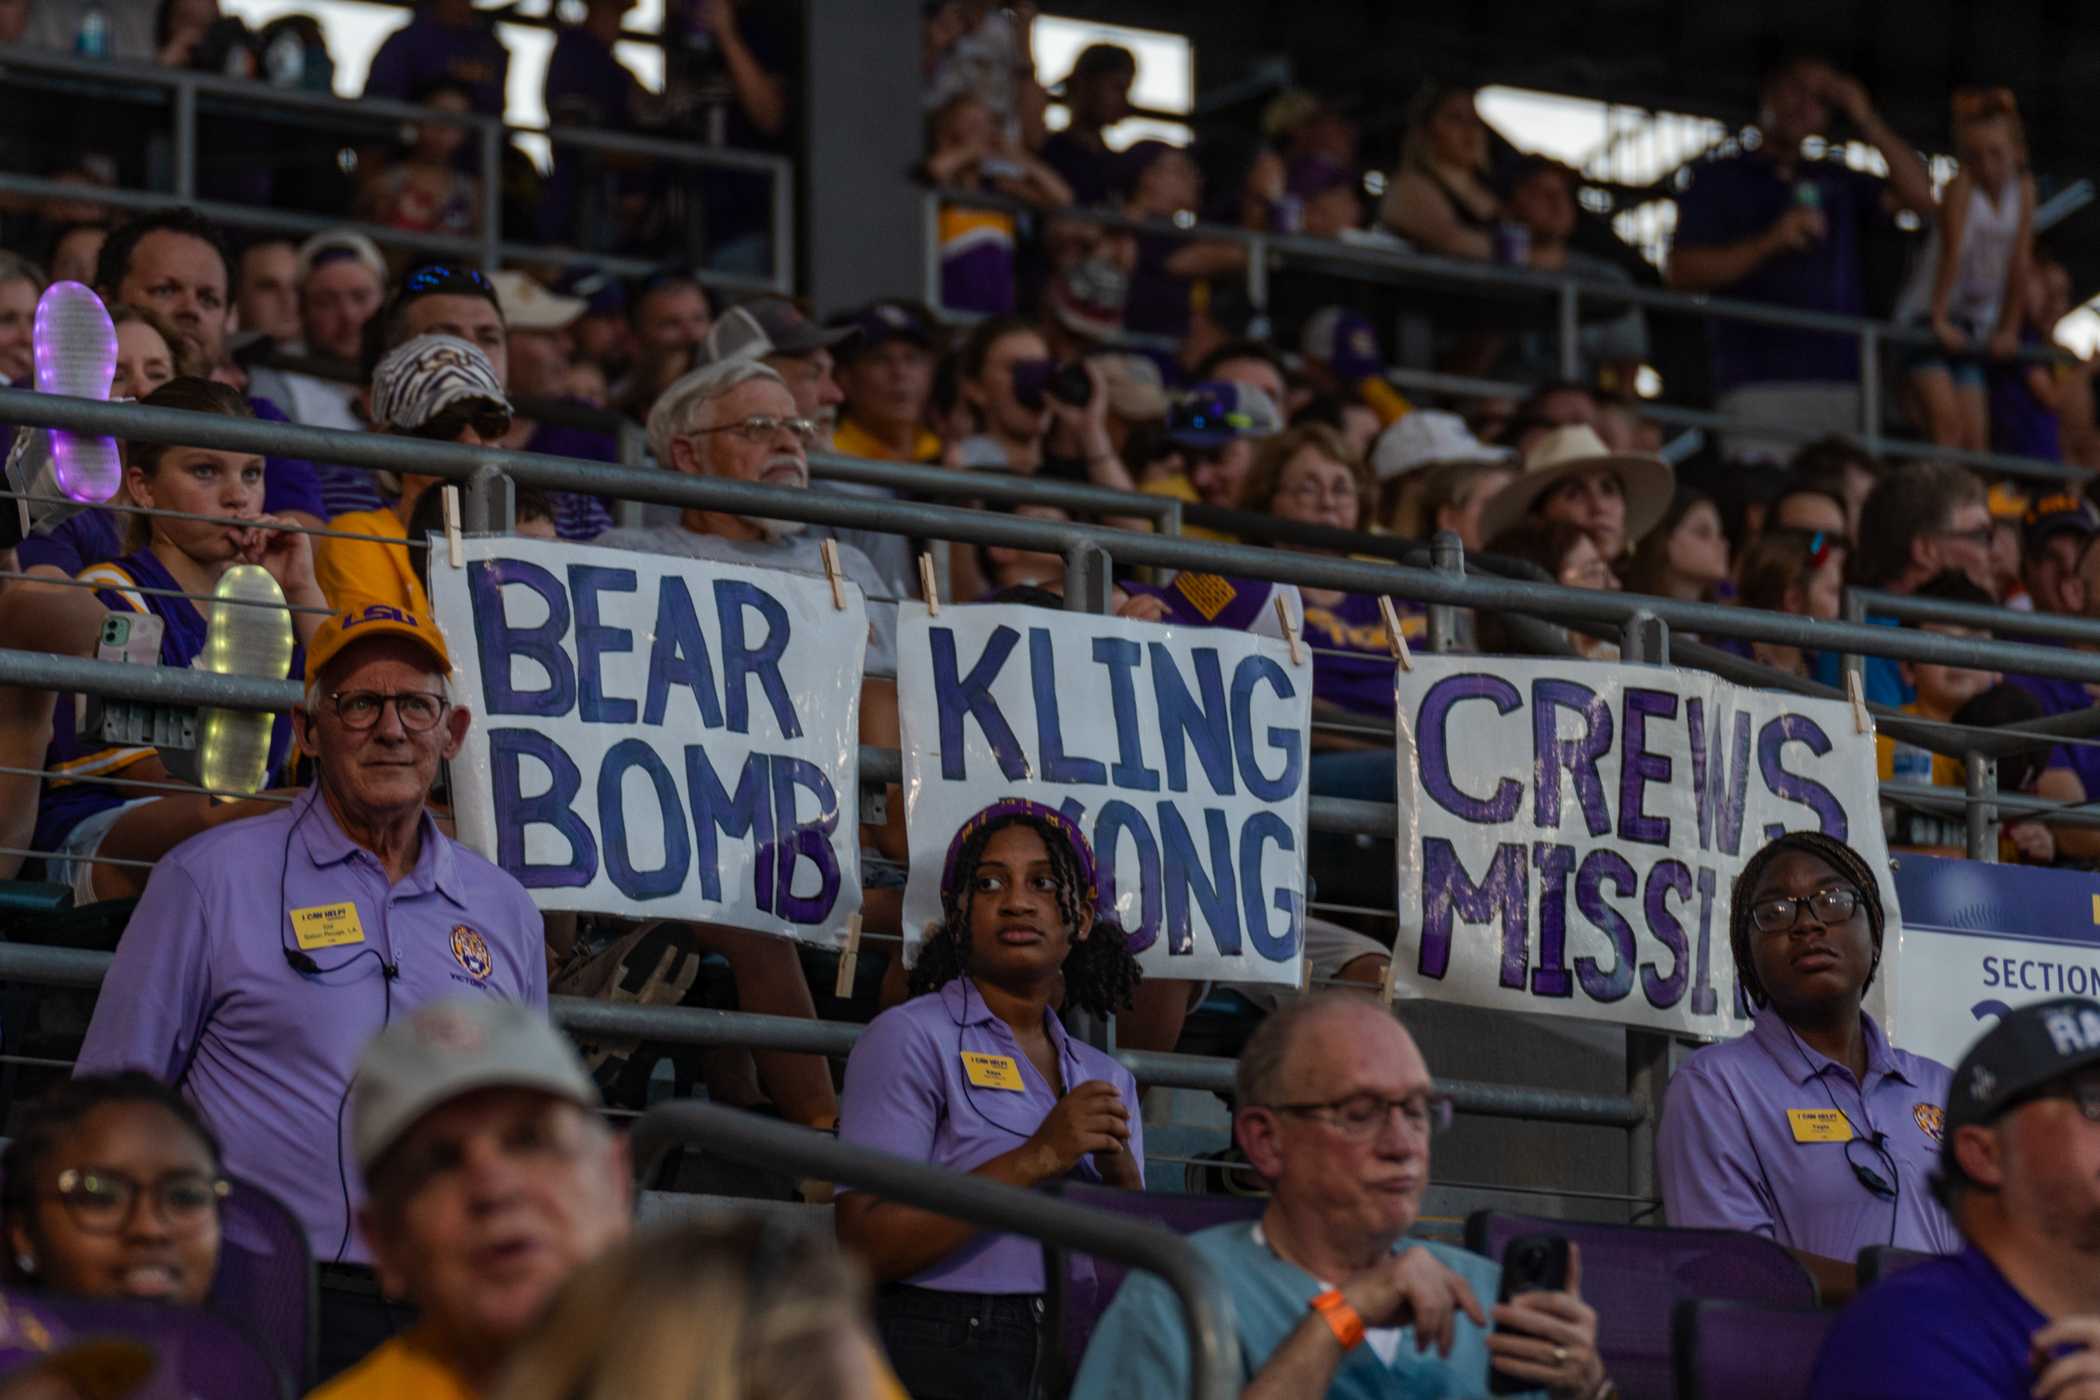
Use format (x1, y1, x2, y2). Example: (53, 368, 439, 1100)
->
(13, 388, 2100, 1203)
(926, 186, 2083, 486)
(0, 44, 794, 295)
(633, 1101, 1240, 1400)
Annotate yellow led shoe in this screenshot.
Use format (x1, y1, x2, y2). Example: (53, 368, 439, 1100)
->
(197, 564, 294, 797)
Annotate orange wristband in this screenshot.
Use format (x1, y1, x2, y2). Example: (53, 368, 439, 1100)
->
(1309, 1289, 1365, 1350)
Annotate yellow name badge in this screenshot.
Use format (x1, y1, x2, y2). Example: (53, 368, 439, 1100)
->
(1786, 1108, 1854, 1144)
(290, 902, 366, 951)
(961, 1053, 1026, 1091)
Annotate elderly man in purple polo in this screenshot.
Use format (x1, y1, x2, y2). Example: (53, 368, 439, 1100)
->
(1657, 831, 1958, 1303)
(76, 600, 546, 1277)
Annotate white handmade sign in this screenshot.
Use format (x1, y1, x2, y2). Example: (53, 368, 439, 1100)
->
(899, 602, 1312, 985)
(1392, 656, 1897, 1037)
(432, 535, 864, 945)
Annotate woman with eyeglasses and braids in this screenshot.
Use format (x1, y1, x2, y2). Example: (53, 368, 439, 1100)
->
(1656, 831, 1959, 1303)
(836, 798, 1145, 1400)
(1, 1073, 228, 1308)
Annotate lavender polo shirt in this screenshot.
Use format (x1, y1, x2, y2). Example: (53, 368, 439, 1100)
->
(75, 785, 546, 1263)
(838, 978, 1145, 1294)
(1657, 1012, 1959, 1261)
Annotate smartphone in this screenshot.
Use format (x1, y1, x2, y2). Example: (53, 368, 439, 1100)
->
(1489, 1234, 1570, 1395)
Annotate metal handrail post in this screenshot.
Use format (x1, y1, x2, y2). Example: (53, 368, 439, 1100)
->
(1063, 537, 1116, 1051)
(478, 122, 503, 272)
(1245, 230, 1270, 314)
(769, 157, 794, 295)
(1966, 750, 2000, 863)
(1841, 588, 1867, 696)
(631, 1101, 1241, 1400)
(1617, 611, 1670, 1216)
(172, 77, 197, 200)
(921, 192, 945, 311)
(1557, 281, 1581, 382)
(1426, 532, 1465, 653)
(461, 461, 515, 536)
(1859, 325, 1882, 452)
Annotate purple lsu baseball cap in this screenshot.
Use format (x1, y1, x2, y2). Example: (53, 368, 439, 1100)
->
(938, 798, 1101, 913)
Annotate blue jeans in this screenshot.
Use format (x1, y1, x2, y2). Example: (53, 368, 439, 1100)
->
(876, 1285, 1045, 1400)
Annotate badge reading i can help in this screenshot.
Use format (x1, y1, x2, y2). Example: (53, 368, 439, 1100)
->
(961, 1052, 1025, 1091)
(290, 902, 365, 950)
(1786, 1108, 1854, 1143)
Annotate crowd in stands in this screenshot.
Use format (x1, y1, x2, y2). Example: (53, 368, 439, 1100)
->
(4, 6, 2100, 1399)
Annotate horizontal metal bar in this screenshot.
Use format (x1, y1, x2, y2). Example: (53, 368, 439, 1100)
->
(0, 42, 790, 179)
(0, 942, 1646, 1129)
(1852, 588, 2100, 647)
(631, 1102, 1240, 1400)
(935, 186, 2065, 362)
(1881, 781, 2100, 829)
(18, 392, 2100, 683)
(805, 452, 1177, 524)
(0, 647, 302, 711)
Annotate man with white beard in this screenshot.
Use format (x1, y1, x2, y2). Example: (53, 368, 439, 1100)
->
(592, 357, 897, 1138)
(600, 357, 896, 679)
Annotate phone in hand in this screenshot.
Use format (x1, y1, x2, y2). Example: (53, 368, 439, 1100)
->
(1489, 1234, 1570, 1395)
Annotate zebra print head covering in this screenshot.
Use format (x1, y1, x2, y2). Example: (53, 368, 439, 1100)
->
(370, 333, 508, 434)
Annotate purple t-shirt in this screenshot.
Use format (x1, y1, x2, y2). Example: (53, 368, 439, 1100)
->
(1673, 152, 1885, 393)
(1300, 592, 1424, 717)
(2008, 661, 2100, 800)
(1808, 1247, 2044, 1399)
(16, 508, 121, 577)
(838, 977, 1144, 1294)
(363, 11, 510, 117)
(250, 395, 328, 520)
(524, 420, 616, 541)
(34, 550, 298, 854)
(1657, 1011, 1959, 1260)
(74, 784, 547, 1262)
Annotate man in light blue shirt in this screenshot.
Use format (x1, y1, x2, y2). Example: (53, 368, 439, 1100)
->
(1071, 994, 1611, 1399)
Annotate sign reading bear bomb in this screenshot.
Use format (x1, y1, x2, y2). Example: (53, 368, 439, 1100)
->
(899, 603, 1312, 985)
(1392, 656, 1896, 1038)
(432, 536, 865, 944)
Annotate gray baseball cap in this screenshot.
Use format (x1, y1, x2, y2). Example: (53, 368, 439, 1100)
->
(696, 298, 856, 366)
(351, 999, 599, 1177)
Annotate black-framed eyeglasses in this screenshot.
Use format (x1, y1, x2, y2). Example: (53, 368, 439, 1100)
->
(689, 415, 821, 446)
(329, 690, 448, 732)
(401, 263, 495, 297)
(1748, 885, 1863, 935)
(1263, 1092, 1455, 1139)
(410, 403, 513, 443)
(46, 1168, 228, 1236)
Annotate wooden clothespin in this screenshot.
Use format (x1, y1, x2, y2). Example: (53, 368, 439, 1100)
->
(918, 552, 941, 617)
(442, 484, 464, 569)
(1380, 948, 1402, 1004)
(832, 912, 864, 999)
(1297, 948, 1314, 994)
(819, 537, 846, 611)
(1845, 668, 1871, 736)
(1273, 595, 1303, 666)
(1378, 595, 1413, 671)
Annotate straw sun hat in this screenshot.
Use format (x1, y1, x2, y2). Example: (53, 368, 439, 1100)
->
(1475, 424, 1674, 548)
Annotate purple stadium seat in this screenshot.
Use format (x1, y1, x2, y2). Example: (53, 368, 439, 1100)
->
(209, 1176, 317, 1389)
(1044, 1183, 1266, 1382)
(1855, 1244, 1934, 1288)
(1466, 1212, 1818, 1400)
(1672, 1299, 1834, 1400)
(2, 1288, 292, 1399)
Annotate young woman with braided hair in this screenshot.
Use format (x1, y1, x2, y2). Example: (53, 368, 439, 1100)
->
(1656, 830, 1958, 1303)
(837, 798, 1146, 1400)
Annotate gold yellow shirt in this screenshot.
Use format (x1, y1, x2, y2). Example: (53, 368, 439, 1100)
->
(305, 1331, 472, 1400)
(312, 507, 429, 618)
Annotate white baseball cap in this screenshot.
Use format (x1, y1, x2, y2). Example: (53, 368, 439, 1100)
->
(488, 270, 586, 332)
(1370, 409, 1513, 483)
